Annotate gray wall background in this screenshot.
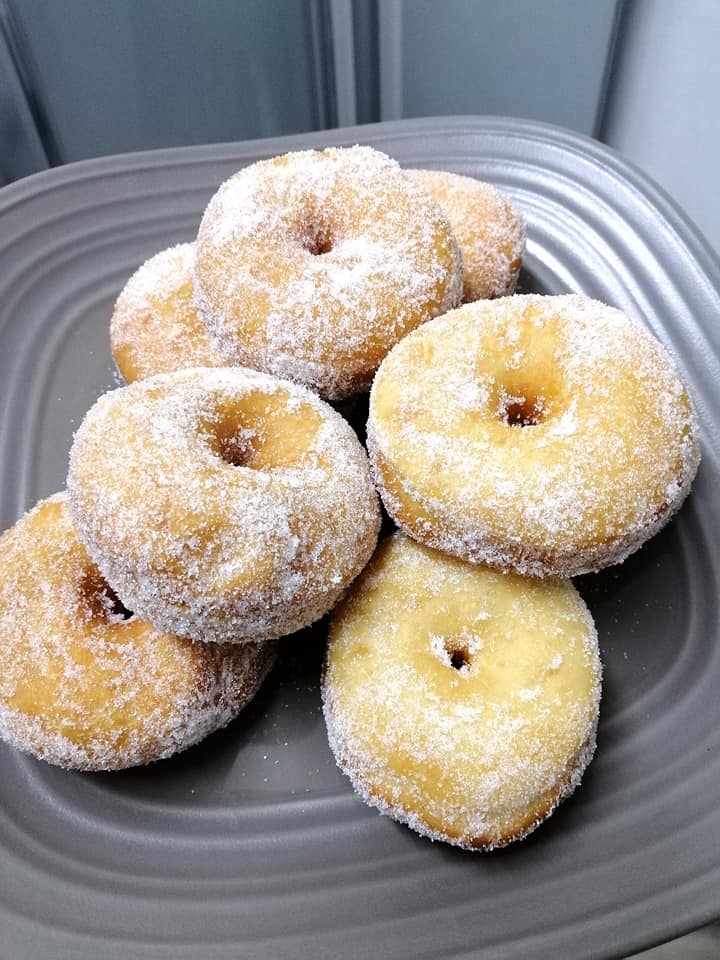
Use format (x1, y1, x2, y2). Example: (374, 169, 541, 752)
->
(601, 0, 720, 257)
(1, 0, 718, 255)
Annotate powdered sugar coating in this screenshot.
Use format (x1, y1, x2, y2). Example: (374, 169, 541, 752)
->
(368, 295, 700, 578)
(323, 534, 601, 850)
(111, 242, 226, 383)
(0, 494, 277, 771)
(408, 169, 525, 301)
(67, 367, 381, 643)
(194, 145, 463, 400)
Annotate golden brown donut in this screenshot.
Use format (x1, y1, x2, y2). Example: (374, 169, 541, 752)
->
(408, 169, 525, 301)
(67, 367, 381, 643)
(368, 294, 700, 577)
(111, 242, 226, 383)
(194, 145, 463, 399)
(0, 494, 277, 771)
(323, 533, 601, 850)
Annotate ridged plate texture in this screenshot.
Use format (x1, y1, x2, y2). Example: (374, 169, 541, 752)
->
(0, 117, 719, 960)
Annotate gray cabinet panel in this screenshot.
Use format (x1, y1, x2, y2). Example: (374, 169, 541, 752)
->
(1, 0, 623, 182)
(380, 0, 621, 136)
(0, 3, 49, 183)
(601, 0, 720, 253)
(7, 0, 330, 165)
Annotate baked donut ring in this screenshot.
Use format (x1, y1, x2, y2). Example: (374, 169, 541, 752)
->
(194, 145, 463, 399)
(0, 495, 277, 771)
(323, 533, 601, 850)
(111, 243, 225, 384)
(368, 294, 700, 577)
(67, 367, 381, 643)
(408, 169, 525, 301)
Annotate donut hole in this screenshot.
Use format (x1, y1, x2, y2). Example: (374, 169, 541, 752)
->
(210, 426, 257, 468)
(431, 634, 476, 675)
(301, 220, 335, 256)
(80, 569, 135, 624)
(203, 404, 263, 469)
(497, 389, 547, 428)
(203, 392, 325, 471)
(449, 647, 471, 671)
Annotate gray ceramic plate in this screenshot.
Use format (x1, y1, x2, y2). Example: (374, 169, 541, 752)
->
(0, 117, 719, 960)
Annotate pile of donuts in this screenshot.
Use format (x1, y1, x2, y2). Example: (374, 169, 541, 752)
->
(0, 145, 700, 853)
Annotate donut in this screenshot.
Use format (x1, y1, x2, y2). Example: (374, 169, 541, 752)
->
(67, 367, 381, 643)
(194, 145, 463, 400)
(0, 494, 277, 771)
(368, 294, 700, 578)
(111, 242, 226, 384)
(322, 533, 601, 850)
(408, 169, 525, 301)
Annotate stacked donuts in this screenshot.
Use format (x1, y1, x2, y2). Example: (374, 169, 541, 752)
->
(112, 145, 466, 398)
(2, 144, 470, 772)
(327, 292, 699, 850)
(0, 145, 700, 855)
(0, 365, 382, 772)
(111, 149, 527, 396)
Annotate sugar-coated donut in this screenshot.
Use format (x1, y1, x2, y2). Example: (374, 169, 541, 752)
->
(323, 533, 601, 850)
(368, 295, 700, 578)
(111, 243, 226, 384)
(408, 169, 525, 302)
(194, 145, 463, 400)
(68, 367, 381, 643)
(0, 495, 277, 771)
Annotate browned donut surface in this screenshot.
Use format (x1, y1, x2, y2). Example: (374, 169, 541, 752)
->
(68, 368, 381, 643)
(194, 145, 463, 399)
(368, 295, 700, 577)
(111, 242, 225, 383)
(0, 494, 277, 771)
(408, 169, 525, 301)
(323, 534, 601, 850)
